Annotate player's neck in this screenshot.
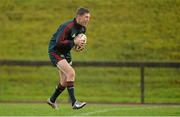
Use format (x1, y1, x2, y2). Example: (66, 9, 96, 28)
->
(75, 18, 80, 24)
(75, 18, 84, 27)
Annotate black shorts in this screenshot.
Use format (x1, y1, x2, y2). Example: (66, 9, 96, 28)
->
(48, 51, 72, 66)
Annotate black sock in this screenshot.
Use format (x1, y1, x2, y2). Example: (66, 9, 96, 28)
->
(67, 81, 76, 106)
(50, 83, 65, 103)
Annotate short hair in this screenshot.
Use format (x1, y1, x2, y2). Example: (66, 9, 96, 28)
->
(76, 7, 90, 16)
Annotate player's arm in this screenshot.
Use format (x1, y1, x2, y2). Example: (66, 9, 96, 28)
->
(55, 25, 75, 52)
(74, 27, 87, 47)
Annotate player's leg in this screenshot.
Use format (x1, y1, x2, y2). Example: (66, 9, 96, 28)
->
(57, 59, 86, 109)
(47, 68, 67, 110)
(59, 70, 67, 87)
(57, 59, 76, 104)
(49, 70, 66, 104)
(47, 52, 66, 109)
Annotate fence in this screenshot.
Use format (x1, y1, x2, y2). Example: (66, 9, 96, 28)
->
(0, 60, 180, 104)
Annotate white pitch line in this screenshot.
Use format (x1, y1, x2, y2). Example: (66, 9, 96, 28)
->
(78, 108, 121, 116)
(77, 106, 169, 116)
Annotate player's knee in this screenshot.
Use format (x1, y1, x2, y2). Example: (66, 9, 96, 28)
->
(66, 70, 75, 81)
(59, 75, 66, 87)
(60, 81, 66, 87)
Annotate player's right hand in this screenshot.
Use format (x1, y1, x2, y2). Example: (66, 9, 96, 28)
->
(74, 35, 85, 47)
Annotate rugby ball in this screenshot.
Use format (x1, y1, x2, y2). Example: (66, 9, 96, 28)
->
(74, 34, 87, 52)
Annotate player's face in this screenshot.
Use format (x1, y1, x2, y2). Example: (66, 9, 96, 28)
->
(78, 13, 90, 27)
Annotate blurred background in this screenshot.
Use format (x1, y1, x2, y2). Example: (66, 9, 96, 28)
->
(0, 0, 179, 104)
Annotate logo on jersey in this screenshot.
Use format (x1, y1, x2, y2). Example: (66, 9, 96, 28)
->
(72, 34, 76, 38)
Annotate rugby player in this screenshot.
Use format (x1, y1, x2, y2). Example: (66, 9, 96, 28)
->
(47, 7, 90, 110)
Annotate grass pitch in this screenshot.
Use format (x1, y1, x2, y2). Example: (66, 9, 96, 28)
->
(0, 103, 179, 116)
(0, 66, 179, 103)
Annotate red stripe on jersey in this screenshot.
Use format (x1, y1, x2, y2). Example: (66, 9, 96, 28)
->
(50, 52, 63, 61)
(58, 22, 74, 44)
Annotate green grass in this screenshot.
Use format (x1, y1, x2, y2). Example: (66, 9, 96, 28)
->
(0, 66, 179, 103)
(0, 0, 180, 61)
(0, 103, 179, 116)
(0, 0, 179, 112)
